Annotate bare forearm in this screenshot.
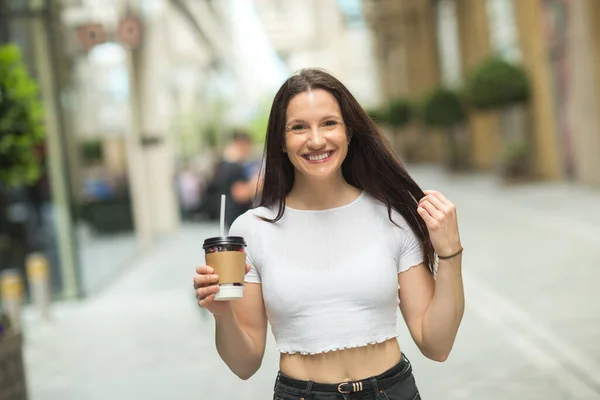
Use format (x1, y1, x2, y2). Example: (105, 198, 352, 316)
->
(421, 254, 465, 361)
(214, 309, 262, 379)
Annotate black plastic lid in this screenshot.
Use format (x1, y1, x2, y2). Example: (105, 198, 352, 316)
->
(203, 236, 246, 249)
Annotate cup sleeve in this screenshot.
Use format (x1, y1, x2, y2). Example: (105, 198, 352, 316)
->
(229, 212, 262, 283)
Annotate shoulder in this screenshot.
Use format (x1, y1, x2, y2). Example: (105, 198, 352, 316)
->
(229, 206, 277, 234)
(251, 205, 279, 221)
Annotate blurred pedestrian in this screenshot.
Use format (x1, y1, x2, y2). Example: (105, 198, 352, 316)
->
(194, 69, 464, 399)
(203, 131, 259, 228)
(176, 161, 201, 221)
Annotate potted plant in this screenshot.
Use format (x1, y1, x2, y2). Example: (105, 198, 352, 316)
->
(420, 87, 469, 171)
(367, 105, 392, 145)
(388, 99, 415, 159)
(463, 57, 529, 111)
(386, 99, 413, 129)
(0, 43, 44, 400)
(367, 99, 414, 159)
(366, 107, 387, 124)
(464, 57, 532, 180)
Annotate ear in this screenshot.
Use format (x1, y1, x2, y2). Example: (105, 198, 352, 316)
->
(282, 146, 287, 153)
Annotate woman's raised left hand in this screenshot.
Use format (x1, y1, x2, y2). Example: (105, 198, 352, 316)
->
(417, 190, 462, 257)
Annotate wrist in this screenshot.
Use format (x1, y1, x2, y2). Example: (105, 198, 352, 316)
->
(435, 241, 462, 256)
(437, 246, 463, 260)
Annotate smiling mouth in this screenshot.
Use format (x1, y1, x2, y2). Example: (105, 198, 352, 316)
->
(301, 151, 334, 162)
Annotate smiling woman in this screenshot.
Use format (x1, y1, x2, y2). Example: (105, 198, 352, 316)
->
(282, 90, 350, 186)
(193, 68, 465, 400)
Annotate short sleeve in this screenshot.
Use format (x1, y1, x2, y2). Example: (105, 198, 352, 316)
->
(229, 211, 261, 283)
(394, 215, 425, 274)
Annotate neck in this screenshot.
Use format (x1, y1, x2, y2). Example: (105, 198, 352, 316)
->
(287, 172, 360, 210)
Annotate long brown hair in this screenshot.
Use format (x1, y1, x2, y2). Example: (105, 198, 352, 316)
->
(255, 68, 435, 274)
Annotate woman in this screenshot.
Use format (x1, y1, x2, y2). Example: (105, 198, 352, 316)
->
(193, 69, 464, 399)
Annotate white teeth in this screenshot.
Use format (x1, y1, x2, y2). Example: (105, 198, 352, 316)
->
(307, 151, 331, 161)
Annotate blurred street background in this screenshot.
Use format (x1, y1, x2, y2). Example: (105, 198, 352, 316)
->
(0, 0, 599, 399)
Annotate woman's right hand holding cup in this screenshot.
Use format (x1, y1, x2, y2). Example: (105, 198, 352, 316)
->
(194, 264, 251, 316)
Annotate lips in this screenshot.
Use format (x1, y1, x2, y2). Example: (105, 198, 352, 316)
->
(301, 150, 334, 163)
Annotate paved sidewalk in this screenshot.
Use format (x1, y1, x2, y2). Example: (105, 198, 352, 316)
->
(21, 165, 600, 400)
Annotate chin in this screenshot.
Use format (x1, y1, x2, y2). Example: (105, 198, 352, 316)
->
(300, 166, 342, 181)
(305, 172, 337, 181)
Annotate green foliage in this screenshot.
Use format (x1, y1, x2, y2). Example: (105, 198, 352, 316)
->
(0, 44, 45, 186)
(387, 99, 413, 128)
(421, 87, 466, 128)
(366, 107, 388, 125)
(464, 57, 530, 110)
(367, 99, 413, 128)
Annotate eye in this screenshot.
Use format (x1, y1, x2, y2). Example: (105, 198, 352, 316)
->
(323, 120, 340, 129)
(290, 124, 307, 133)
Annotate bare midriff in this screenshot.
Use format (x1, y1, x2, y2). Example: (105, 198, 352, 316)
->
(279, 338, 402, 383)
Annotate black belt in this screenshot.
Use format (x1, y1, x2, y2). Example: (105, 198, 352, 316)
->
(276, 354, 412, 395)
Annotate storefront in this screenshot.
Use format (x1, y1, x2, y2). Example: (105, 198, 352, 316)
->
(0, 0, 140, 299)
(0, 0, 78, 298)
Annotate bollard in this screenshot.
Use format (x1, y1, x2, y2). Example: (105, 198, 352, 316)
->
(0, 269, 24, 333)
(26, 252, 52, 321)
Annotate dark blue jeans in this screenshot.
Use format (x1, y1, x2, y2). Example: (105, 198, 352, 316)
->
(273, 353, 421, 400)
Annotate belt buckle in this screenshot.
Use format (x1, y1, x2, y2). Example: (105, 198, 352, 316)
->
(338, 381, 363, 394)
(337, 382, 352, 394)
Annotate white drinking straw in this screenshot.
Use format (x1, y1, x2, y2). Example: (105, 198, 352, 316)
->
(220, 194, 226, 237)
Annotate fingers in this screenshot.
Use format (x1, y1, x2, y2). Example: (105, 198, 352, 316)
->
(196, 285, 219, 302)
(245, 263, 251, 274)
(193, 273, 219, 288)
(422, 190, 456, 216)
(196, 265, 214, 274)
(419, 199, 444, 220)
(198, 293, 217, 308)
(420, 192, 443, 209)
(423, 190, 452, 206)
(417, 205, 436, 227)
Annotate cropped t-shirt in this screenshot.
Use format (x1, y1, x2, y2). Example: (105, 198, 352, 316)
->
(228, 191, 424, 355)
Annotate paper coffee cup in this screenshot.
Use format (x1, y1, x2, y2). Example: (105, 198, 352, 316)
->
(203, 236, 246, 301)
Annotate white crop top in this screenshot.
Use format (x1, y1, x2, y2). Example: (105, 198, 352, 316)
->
(228, 191, 424, 355)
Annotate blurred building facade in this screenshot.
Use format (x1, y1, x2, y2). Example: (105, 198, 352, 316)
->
(0, 0, 245, 299)
(364, 0, 600, 186)
(253, 0, 381, 107)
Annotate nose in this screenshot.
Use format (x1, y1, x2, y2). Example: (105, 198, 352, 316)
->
(307, 126, 326, 150)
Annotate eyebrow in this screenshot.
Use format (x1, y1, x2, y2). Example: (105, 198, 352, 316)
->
(286, 115, 343, 125)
